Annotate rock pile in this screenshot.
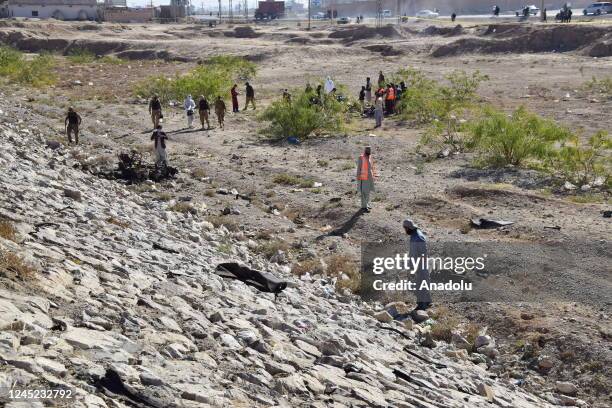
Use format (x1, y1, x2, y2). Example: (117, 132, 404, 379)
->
(0, 120, 559, 407)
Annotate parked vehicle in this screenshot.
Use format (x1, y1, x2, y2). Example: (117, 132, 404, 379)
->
(337, 16, 351, 24)
(515, 5, 539, 16)
(415, 9, 439, 18)
(583, 2, 612, 14)
(382, 9, 392, 17)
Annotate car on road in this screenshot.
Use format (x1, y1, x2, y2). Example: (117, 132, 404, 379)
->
(382, 9, 392, 17)
(515, 5, 539, 16)
(337, 16, 352, 24)
(313, 12, 326, 19)
(415, 9, 439, 18)
(583, 2, 612, 14)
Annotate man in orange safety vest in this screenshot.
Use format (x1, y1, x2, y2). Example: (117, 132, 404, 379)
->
(356, 146, 376, 212)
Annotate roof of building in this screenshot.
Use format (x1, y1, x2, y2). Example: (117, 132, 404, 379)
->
(7, 0, 97, 6)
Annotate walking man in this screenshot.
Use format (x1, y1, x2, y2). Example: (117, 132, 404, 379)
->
(231, 84, 240, 113)
(65, 107, 82, 145)
(214, 96, 226, 129)
(403, 219, 432, 311)
(356, 146, 376, 212)
(148, 95, 162, 129)
(244, 82, 256, 110)
(151, 125, 168, 166)
(198, 95, 210, 130)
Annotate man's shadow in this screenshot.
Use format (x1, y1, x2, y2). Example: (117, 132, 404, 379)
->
(316, 209, 365, 240)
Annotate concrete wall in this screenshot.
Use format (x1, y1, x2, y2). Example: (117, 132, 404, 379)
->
(103, 7, 153, 23)
(5, 4, 97, 20)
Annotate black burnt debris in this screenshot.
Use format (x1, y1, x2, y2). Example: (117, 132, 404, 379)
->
(98, 151, 178, 184)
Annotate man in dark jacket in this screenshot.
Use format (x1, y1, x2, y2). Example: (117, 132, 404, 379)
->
(151, 125, 168, 166)
(65, 107, 82, 145)
(244, 82, 256, 110)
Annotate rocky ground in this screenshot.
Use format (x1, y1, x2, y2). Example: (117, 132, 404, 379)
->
(0, 19, 610, 408)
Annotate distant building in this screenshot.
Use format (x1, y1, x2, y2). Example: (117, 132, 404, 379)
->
(0, 0, 98, 20)
(103, 0, 126, 6)
(103, 6, 153, 23)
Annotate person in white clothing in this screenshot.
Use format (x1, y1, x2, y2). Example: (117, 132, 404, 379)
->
(324, 76, 335, 94)
(184, 95, 196, 128)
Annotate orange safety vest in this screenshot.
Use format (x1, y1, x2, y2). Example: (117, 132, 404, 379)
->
(358, 154, 375, 181)
(386, 87, 396, 101)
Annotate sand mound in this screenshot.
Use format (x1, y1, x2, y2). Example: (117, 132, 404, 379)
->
(225, 26, 260, 38)
(433, 24, 612, 57)
(421, 24, 464, 37)
(328, 24, 404, 43)
(362, 44, 403, 56)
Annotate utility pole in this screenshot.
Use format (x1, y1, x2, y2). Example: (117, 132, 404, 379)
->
(244, 0, 248, 20)
(218, 0, 222, 21)
(229, 0, 233, 22)
(308, 0, 311, 29)
(376, 0, 382, 28)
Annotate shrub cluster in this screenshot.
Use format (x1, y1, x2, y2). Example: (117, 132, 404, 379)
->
(0, 46, 56, 87)
(133, 56, 256, 103)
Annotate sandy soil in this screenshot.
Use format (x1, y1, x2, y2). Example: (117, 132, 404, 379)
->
(1, 19, 610, 406)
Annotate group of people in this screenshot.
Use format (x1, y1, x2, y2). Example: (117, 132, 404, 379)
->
(358, 71, 407, 128)
(557, 6, 573, 22)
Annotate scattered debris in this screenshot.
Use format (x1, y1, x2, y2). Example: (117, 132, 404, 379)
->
(215, 262, 288, 295)
(470, 218, 514, 229)
(97, 151, 178, 184)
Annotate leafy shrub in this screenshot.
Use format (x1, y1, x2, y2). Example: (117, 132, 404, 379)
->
(393, 69, 487, 152)
(0, 47, 56, 87)
(259, 89, 348, 140)
(67, 48, 96, 64)
(551, 131, 611, 188)
(256, 239, 290, 259)
(327, 254, 360, 294)
(466, 106, 572, 167)
(133, 56, 256, 103)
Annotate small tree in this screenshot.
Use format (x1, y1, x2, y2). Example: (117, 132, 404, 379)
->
(466, 106, 572, 167)
(552, 131, 611, 188)
(259, 89, 348, 140)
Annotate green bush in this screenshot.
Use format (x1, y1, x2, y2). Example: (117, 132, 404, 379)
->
(259, 89, 348, 140)
(466, 106, 572, 167)
(67, 48, 96, 64)
(133, 56, 256, 103)
(551, 131, 611, 188)
(393, 69, 487, 153)
(583, 76, 612, 99)
(0, 47, 55, 87)
(273, 173, 315, 188)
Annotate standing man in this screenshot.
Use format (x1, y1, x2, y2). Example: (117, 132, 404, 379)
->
(365, 77, 372, 103)
(385, 84, 396, 115)
(214, 96, 227, 129)
(148, 95, 162, 130)
(65, 107, 82, 145)
(451, 12, 456, 22)
(356, 146, 376, 212)
(231, 84, 240, 113)
(374, 95, 383, 128)
(403, 219, 432, 311)
(324, 76, 335, 94)
(151, 125, 168, 166)
(184, 94, 196, 128)
(358, 86, 366, 110)
(244, 82, 256, 110)
(198, 95, 210, 130)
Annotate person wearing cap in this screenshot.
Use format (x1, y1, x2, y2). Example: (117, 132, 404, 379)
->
(403, 219, 432, 310)
(64, 107, 82, 144)
(356, 146, 376, 212)
(244, 82, 256, 110)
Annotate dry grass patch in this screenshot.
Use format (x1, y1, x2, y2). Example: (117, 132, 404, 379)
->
(273, 173, 315, 188)
(169, 202, 197, 214)
(291, 258, 326, 276)
(191, 168, 207, 179)
(326, 254, 360, 294)
(0, 220, 17, 241)
(256, 239, 290, 259)
(0, 251, 36, 280)
(429, 306, 460, 342)
(106, 217, 130, 229)
(207, 215, 240, 232)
